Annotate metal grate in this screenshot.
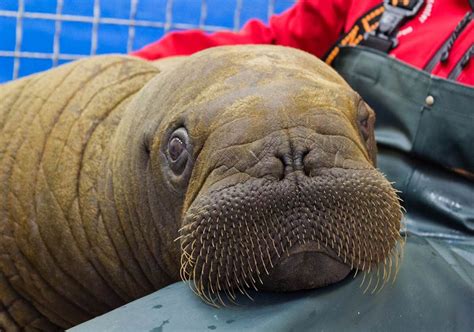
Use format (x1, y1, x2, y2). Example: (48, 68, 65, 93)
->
(0, 0, 295, 83)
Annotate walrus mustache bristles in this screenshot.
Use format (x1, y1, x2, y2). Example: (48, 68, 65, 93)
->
(177, 170, 404, 307)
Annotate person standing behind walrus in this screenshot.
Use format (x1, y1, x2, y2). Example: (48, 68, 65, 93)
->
(133, 0, 474, 239)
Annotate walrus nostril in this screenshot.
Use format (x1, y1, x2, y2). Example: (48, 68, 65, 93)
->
(275, 153, 291, 179)
(297, 149, 310, 175)
(276, 150, 311, 178)
(302, 150, 311, 176)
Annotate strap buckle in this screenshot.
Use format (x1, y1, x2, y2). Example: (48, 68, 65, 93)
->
(362, 0, 424, 52)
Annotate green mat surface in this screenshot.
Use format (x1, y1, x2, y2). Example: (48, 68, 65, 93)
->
(70, 234, 473, 332)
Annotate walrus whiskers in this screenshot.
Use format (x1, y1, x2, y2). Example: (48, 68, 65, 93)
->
(179, 169, 402, 306)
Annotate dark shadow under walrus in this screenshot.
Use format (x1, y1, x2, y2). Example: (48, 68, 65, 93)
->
(0, 45, 402, 330)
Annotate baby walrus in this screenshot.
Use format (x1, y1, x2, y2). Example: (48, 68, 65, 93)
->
(0, 45, 402, 330)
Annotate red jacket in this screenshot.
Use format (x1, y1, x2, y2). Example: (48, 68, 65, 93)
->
(133, 0, 473, 86)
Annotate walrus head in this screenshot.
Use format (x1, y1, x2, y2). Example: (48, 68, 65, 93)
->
(121, 45, 403, 305)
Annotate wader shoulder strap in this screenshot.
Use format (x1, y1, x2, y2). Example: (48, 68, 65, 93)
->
(325, 0, 424, 65)
(362, 0, 424, 52)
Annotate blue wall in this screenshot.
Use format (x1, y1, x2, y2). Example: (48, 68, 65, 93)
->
(0, 0, 294, 83)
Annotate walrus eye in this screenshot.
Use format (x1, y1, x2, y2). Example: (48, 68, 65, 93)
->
(359, 118, 369, 140)
(169, 137, 185, 161)
(357, 103, 370, 141)
(166, 127, 191, 175)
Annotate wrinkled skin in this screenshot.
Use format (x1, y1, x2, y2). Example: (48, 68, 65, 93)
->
(0, 46, 402, 330)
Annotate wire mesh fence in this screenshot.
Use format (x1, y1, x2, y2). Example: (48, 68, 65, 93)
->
(0, 0, 295, 83)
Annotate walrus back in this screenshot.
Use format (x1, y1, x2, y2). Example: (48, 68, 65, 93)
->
(0, 56, 158, 330)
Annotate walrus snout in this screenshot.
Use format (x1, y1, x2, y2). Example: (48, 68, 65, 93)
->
(179, 167, 402, 304)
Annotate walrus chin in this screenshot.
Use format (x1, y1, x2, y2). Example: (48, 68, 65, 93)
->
(178, 167, 403, 306)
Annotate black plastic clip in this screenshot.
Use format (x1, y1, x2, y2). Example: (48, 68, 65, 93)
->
(362, 0, 424, 53)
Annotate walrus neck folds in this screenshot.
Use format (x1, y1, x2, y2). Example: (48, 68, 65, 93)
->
(0, 56, 178, 330)
(100, 98, 183, 296)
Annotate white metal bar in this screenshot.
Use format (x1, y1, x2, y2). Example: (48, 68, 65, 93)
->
(91, 0, 100, 55)
(233, 0, 243, 32)
(199, 0, 207, 30)
(52, 0, 64, 67)
(127, 0, 139, 53)
(0, 50, 85, 60)
(164, 0, 173, 33)
(267, 0, 275, 20)
(0, 10, 230, 31)
(12, 0, 25, 79)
